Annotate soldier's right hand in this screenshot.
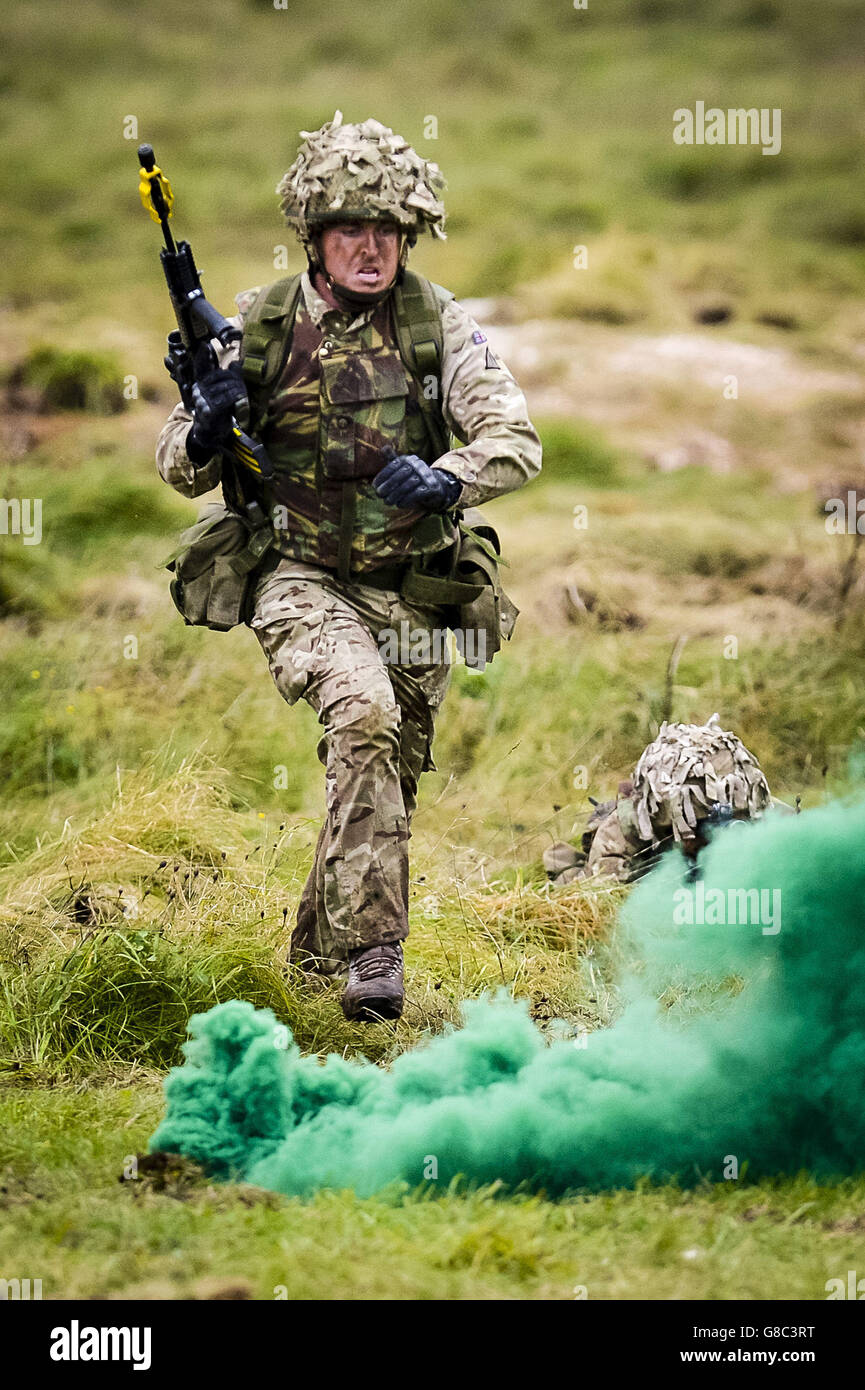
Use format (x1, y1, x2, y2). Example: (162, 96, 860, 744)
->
(186, 365, 247, 460)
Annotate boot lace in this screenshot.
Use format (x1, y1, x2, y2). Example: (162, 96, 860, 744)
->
(351, 944, 401, 981)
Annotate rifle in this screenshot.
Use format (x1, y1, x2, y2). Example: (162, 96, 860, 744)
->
(135, 143, 273, 498)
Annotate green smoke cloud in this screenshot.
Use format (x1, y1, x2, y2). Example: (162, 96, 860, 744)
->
(149, 799, 865, 1195)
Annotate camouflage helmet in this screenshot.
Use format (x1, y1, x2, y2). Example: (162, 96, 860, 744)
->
(276, 110, 446, 263)
(631, 714, 771, 845)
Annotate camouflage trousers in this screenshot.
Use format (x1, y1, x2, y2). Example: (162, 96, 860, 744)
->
(249, 557, 451, 977)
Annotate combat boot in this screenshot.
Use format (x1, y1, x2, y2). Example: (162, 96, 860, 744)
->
(341, 942, 404, 1021)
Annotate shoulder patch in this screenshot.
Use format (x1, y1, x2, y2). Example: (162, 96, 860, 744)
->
(471, 329, 487, 344)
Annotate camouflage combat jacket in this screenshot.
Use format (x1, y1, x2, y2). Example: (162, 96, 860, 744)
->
(155, 272, 542, 574)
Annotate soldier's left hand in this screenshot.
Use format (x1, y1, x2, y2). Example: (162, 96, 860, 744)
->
(374, 453, 462, 512)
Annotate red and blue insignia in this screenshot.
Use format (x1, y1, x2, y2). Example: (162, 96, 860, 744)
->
(471, 329, 487, 344)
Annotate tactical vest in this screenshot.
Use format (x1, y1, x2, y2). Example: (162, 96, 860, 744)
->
(238, 270, 460, 580)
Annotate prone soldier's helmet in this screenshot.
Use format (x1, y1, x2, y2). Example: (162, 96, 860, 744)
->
(276, 110, 446, 273)
(544, 719, 774, 886)
(630, 714, 771, 848)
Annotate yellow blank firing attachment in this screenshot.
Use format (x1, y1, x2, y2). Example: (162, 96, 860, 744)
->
(139, 164, 174, 224)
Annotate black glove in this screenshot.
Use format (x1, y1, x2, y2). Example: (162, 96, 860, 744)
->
(186, 365, 247, 463)
(373, 453, 463, 512)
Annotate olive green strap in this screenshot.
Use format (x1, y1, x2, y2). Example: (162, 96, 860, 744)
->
(337, 482, 357, 582)
(240, 273, 303, 431)
(458, 522, 507, 566)
(392, 270, 452, 460)
(392, 270, 445, 372)
(232, 523, 273, 573)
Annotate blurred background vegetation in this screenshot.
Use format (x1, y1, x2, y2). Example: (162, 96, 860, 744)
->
(1, 0, 865, 1301)
(2, 0, 865, 347)
(2, 0, 864, 912)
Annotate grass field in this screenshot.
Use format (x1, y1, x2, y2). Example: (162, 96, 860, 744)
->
(4, 1080, 865, 1300)
(2, 0, 865, 1301)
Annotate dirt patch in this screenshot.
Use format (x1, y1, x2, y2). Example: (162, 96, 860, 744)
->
(119, 1150, 208, 1198)
(466, 306, 865, 488)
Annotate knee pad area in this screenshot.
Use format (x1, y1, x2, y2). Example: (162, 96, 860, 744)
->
(323, 688, 402, 748)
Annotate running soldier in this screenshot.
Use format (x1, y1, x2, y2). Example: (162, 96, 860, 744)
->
(156, 113, 541, 1019)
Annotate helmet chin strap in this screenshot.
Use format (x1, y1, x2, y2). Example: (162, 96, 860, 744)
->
(322, 266, 395, 309)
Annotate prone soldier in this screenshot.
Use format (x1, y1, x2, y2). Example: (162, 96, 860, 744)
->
(545, 716, 780, 884)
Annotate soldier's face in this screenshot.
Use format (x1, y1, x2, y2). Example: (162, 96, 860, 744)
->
(319, 221, 401, 294)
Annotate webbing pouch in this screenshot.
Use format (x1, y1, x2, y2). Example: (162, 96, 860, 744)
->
(161, 502, 272, 632)
(401, 507, 519, 670)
